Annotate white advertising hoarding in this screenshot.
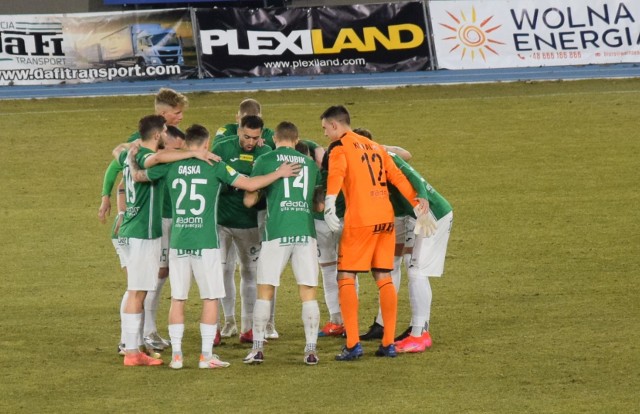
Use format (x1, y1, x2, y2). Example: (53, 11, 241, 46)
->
(0, 9, 194, 86)
(429, 0, 640, 69)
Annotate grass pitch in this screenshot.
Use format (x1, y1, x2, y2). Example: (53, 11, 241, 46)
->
(0, 79, 638, 413)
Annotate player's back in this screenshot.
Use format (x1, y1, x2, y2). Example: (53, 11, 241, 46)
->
(165, 158, 237, 249)
(119, 147, 164, 239)
(252, 147, 320, 241)
(329, 131, 395, 227)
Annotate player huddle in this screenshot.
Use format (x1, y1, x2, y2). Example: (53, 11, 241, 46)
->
(98, 88, 453, 368)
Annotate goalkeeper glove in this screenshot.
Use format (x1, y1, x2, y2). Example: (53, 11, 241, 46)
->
(323, 195, 341, 232)
(414, 209, 437, 238)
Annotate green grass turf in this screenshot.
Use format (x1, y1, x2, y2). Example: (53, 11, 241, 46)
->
(0, 79, 638, 413)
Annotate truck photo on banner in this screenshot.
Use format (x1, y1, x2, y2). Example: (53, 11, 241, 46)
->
(194, 1, 431, 77)
(429, 0, 640, 69)
(0, 9, 196, 85)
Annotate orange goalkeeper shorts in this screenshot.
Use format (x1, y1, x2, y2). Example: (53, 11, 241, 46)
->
(338, 222, 395, 273)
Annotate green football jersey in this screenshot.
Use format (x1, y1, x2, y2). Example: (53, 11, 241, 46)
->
(314, 169, 346, 221)
(422, 179, 452, 220)
(214, 123, 276, 149)
(299, 139, 323, 221)
(300, 139, 320, 159)
(160, 159, 240, 250)
(127, 131, 140, 143)
(212, 137, 272, 229)
(388, 152, 452, 220)
(251, 147, 321, 241)
(117, 147, 165, 239)
(102, 130, 141, 198)
(388, 152, 428, 217)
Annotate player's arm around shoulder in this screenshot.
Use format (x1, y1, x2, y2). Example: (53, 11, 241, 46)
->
(243, 190, 261, 208)
(391, 153, 429, 200)
(234, 159, 301, 193)
(382, 149, 411, 186)
(126, 146, 151, 183)
(143, 149, 219, 168)
(383, 145, 412, 161)
(112, 142, 131, 161)
(242, 155, 267, 205)
(126, 146, 169, 183)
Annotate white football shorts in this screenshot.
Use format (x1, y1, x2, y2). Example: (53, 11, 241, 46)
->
(169, 248, 225, 300)
(112, 237, 129, 268)
(218, 225, 261, 272)
(257, 237, 319, 287)
(394, 215, 417, 248)
(122, 238, 161, 291)
(314, 218, 342, 265)
(409, 212, 453, 277)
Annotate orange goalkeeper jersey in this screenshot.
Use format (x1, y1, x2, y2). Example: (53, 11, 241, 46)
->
(326, 131, 418, 228)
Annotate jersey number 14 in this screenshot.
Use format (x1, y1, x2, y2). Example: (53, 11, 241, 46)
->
(282, 166, 309, 199)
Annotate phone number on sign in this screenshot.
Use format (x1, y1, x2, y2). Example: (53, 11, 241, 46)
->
(531, 51, 583, 60)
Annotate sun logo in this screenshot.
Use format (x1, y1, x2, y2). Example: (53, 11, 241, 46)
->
(440, 7, 504, 61)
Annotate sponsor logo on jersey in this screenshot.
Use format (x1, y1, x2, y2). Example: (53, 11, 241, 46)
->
(176, 248, 203, 257)
(200, 24, 424, 57)
(225, 165, 237, 176)
(280, 200, 309, 209)
(279, 235, 309, 245)
(373, 222, 394, 234)
(370, 188, 389, 198)
(239, 154, 254, 162)
(175, 216, 203, 225)
(279, 200, 310, 213)
(175, 216, 204, 229)
(126, 206, 140, 217)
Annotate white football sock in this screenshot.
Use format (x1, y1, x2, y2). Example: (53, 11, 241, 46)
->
(143, 276, 166, 336)
(302, 300, 320, 347)
(269, 288, 277, 324)
(408, 269, 431, 335)
(119, 291, 128, 343)
(200, 323, 217, 357)
(391, 255, 403, 291)
(122, 312, 143, 352)
(240, 266, 257, 333)
(168, 323, 184, 354)
(220, 261, 237, 323)
(320, 263, 340, 316)
(252, 299, 270, 350)
(403, 253, 412, 272)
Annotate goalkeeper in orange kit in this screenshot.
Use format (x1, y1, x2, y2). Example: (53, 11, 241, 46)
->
(320, 105, 429, 360)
